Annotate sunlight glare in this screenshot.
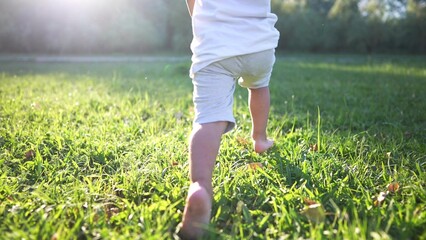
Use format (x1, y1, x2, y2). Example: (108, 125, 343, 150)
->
(47, 0, 107, 15)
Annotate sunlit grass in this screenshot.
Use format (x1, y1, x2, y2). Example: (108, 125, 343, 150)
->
(0, 55, 425, 239)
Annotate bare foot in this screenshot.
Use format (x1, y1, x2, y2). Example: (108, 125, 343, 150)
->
(253, 138, 274, 153)
(178, 182, 211, 240)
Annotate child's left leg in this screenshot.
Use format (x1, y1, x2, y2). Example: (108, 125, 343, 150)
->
(178, 121, 227, 239)
(178, 57, 239, 239)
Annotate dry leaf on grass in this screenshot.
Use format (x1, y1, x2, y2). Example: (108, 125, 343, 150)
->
(51, 233, 59, 240)
(301, 203, 326, 223)
(105, 206, 120, 219)
(304, 198, 318, 206)
(373, 182, 401, 207)
(247, 162, 263, 170)
(236, 136, 250, 146)
(31, 102, 40, 109)
(25, 150, 36, 160)
(387, 182, 400, 193)
(374, 191, 388, 207)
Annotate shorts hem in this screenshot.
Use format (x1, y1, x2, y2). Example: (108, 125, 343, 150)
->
(194, 119, 236, 134)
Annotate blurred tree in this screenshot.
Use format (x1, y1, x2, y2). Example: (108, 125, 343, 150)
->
(328, 0, 360, 19)
(161, 0, 192, 52)
(326, 0, 362, 51)
(404, 0, 426, 51)
(305, 0, 335, 16)
(0, 0, 424, 54)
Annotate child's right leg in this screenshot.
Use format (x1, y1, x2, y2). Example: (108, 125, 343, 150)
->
(238, 49, 276, 153)
(248, 86, 274, 153)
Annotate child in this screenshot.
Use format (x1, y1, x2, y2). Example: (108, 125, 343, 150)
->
(178, 0, 279, 239)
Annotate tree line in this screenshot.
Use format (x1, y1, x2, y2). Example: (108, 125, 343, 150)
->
(0, 0, 424, 54)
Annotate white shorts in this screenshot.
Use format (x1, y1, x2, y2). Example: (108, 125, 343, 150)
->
(192, 49, 275, 133)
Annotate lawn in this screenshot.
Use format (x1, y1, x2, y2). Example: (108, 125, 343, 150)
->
(0, 54, 425, 239)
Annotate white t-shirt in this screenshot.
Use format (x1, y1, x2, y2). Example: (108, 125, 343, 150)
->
(190, 0, 280, 77)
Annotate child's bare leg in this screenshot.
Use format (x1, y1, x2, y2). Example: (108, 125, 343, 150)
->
(248, 86, 274, 153)
(178, 121, 227, 239)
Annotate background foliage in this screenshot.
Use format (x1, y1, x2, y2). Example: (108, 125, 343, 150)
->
(0, 0, 425, 54)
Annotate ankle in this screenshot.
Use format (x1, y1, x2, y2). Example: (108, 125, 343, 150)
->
(253, 138, 274, 153)
(190, 181, 212, 198)
(251, 132, 267, 142)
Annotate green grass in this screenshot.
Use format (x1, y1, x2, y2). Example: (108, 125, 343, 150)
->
(0, 54, 425, 239)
